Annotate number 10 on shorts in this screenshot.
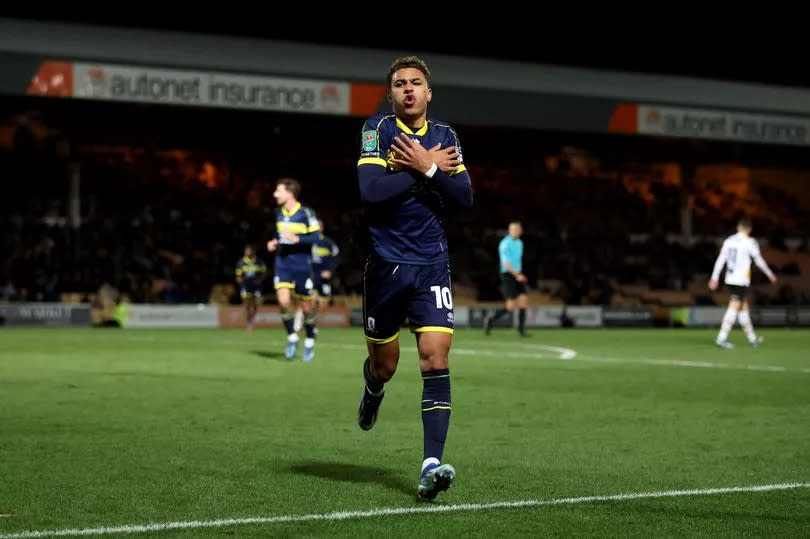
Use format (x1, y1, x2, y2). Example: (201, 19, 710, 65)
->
(430, 286, 453, 309)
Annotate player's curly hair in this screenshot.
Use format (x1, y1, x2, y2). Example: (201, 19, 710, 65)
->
(386, 56, 431, 99)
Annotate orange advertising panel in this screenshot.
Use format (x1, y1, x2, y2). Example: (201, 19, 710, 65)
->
(607, 103, 638, 133)
(350, 83, 387, 117)
(27, 60, 73, 97)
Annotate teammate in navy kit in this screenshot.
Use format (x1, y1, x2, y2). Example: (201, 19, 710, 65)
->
(266, 178, 320, 361)
(235, 244, 266, 333)
(311, 219, 340, 306)
(355, 56, 473, 500)
(293, 219, 341, 335)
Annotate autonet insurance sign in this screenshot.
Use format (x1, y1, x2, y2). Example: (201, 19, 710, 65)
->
(25, 60, 385, 118)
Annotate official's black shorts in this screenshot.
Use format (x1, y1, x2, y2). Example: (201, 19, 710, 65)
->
(728, 284, 749, 300)
(500, 273, 527, 300)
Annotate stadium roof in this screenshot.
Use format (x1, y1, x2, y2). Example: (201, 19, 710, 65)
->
(5, 16, 809, 90)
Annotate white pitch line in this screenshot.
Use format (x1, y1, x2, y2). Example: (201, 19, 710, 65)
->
(518, 344, 578, 359)
(248, 341, 577, 361)
(577, 354, 807, 375)
(266, 341, 578, 360)
(262, 340, 807, 375)
(443, 345, 577, 360)
(1, 482, 807, 538)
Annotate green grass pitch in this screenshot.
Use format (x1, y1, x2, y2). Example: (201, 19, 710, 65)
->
(1, 327, 809, 537)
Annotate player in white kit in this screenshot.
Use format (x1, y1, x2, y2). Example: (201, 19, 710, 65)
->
(709, 218, 777, 348)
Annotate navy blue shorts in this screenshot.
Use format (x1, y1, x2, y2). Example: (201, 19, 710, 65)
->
(362, 258, 454, 343)
(240, 282, 263, 299)
(313, 276, 332, 298)
(274, 266, 314, 299)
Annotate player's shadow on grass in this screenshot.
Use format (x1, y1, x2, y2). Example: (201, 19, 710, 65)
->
(289, 461, 412, 495)
(249, 350, 286, 360)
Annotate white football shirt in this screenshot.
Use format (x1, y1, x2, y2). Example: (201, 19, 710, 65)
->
(711, 232, 774, 287)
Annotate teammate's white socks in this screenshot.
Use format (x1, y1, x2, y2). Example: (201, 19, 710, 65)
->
(737, 310, 758, 343)
(293, 309, 304, 332)
(717, 307, 738, 342)
(304, 337, 315, 349)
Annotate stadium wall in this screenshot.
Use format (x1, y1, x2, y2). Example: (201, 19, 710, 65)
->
(9, 303, 804, 329)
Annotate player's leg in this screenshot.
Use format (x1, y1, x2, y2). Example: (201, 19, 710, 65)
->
(308, 276, 323, 339)
(485, 274, 516, 334)
(414, 331, 455, 499)
(358, 258, 406, 430)
(305, 294, 319, 338)
(315, 278, 332, 334)
(275, 273, 299, 359)
(516, 291, 529, 336)
(298, 276, 317, 361)
(293, 276, 310, 334)
(485, 298, 515, 334)
(253, 289, 263, 312)
(293, 306, 304, 334)
(245, 296, 256, 333)
(737, 297, 762, 346)
(321, 278, 333, 307)
(278, 288, 299, 358)
(359, 337, 401, 430)
(411, 262, 456, 500)
(240, 286, 252, 331)
(716, 293, 741, 349)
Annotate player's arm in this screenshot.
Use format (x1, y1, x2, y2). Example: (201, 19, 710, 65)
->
(389, 134, 471, 205)
(282, 208, 321, 245)
(267, 213, 281, 252)
(358, 165, 421, 203)
(321, 242, 340, 279)
(235, 264, 244, 284)
(431, 168, 473, 208)
(294, 231, 319, 245)
(709, 242, 729, 290)
(328, 242, 340, 271)
(357, 120, 418, 203)
(499, 243, 527, 283)
(358, 170, 419, 202)
(502, 261, 527, 283)
(430, 128, 473, 207)
(751, 241, 777, 283)
(268, 229, 279, 251)
(502, 260, 518, 275)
